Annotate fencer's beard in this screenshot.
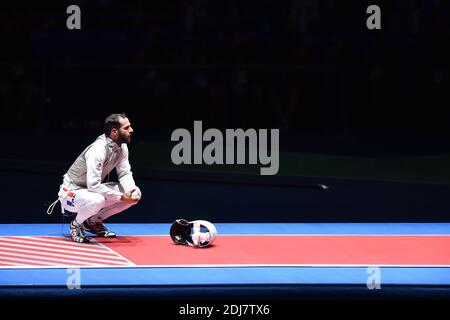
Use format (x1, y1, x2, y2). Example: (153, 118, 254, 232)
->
(117, 131, 131, 145)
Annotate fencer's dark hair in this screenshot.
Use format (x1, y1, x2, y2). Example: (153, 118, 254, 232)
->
(104, 113, 127, 136)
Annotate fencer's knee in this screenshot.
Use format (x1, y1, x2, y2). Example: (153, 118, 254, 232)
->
(85, 194, 106, 211)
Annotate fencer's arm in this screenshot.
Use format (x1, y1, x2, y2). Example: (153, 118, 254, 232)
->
(116, 144, 136, 192)
(85, 146, 123, 201)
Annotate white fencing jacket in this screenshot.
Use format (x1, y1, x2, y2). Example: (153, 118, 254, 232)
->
(63, 134, 136, 201)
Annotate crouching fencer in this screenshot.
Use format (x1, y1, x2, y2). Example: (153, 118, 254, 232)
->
(47, 113, 142, 243)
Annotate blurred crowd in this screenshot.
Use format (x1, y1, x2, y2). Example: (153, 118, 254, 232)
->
(0, 0, 449, 139)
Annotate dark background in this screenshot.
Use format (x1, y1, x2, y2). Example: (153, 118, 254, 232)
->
(1, 0, 450, 223)
(2, 0, 450, 140)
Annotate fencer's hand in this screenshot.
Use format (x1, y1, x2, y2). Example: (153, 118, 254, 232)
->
(121, 188, 139, 203)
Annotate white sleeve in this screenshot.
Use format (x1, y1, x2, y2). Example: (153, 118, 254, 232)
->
(85, 145, 123, 201)
(116, 145, 136, 192)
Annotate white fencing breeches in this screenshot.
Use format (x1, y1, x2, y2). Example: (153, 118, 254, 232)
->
(59, 183, 141, 225)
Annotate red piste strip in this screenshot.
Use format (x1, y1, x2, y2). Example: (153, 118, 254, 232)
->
(98, 235, 450, 266)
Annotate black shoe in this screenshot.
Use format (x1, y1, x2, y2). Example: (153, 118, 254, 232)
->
(83, 219, 116, 238)
(70, 220, 90, 243)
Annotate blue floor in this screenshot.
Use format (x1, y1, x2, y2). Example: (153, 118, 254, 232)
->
(1, 222, 450, 236)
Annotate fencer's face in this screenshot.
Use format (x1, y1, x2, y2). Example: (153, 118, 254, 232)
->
(112, 117, 134, 145)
